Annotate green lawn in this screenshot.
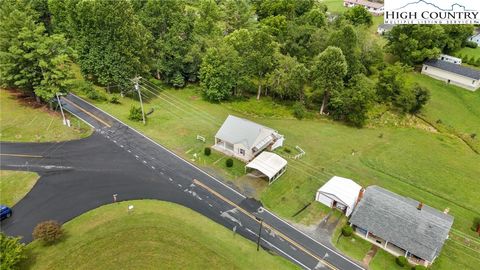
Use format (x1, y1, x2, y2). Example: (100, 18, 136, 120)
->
(322, 0, 346, 13)
(369, 249, 406, 270)
(0, 170, 38, 206)
(22, 200, 298, 270)
(454, 47, 480, 59)
(0, 89, 92, 142)
(408, 73, 480, 151)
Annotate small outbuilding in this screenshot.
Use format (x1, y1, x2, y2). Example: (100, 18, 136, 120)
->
(315, 176, 363, 216)
(377, 23, 395, 35)
(213, 115, 284, 162)
(245, 152, 287, 184)
(438, 54, 462, 65)
(422, 59, 480, 91)
(343, 0, 384, 15)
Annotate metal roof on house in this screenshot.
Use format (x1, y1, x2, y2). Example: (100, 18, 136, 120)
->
(317, 176, 362, 210)
(424, 59, 480, 80)
(378, 24, 395, 30)
(215, 115, 278, 149)
(349, 186, 454, 262)
(344, 0, 384, 9)
(246, 151, 287, 180)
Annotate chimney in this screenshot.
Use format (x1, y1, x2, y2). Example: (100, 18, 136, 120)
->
(417, 202, 423, 211)
(355, 188, 365, 206)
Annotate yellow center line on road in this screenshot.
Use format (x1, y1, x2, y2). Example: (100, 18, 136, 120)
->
(192, 179, 338, 270)
(0, 153, 43, 158)
(62, 98, 112, 128)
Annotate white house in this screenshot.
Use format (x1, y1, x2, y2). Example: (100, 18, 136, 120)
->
(245, 151, 287, 184)
(422, 59, 480, 91)
(468, 32, 480, 46)
(213, 115, 284, 162)
(438, 54, 462, 65)
(315, 176, 363, 216)
(343, 0, 384, 15)
(377, 24, 395, 35)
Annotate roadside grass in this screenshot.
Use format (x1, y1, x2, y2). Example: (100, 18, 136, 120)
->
(369, 249, 405, 270)
(331, 218, 371, 262)
(21, 200, 298, 270)
(0, 89, 91, 142)
(408, 73, 480, 152)
(74, 84, 480, 239)
(0, 170, 38, 206)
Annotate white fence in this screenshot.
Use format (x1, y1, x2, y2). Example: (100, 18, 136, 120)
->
(294, 146, 305, 159)
(196, 135, 206, 142)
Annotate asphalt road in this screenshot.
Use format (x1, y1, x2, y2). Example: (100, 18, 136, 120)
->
(0, 93, 364, 270)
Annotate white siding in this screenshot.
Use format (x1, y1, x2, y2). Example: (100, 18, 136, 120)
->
(316, 192, 333, 208)
(422, 65, 480, 91)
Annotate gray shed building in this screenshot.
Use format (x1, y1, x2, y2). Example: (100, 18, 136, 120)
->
(349, 186, 453, 266)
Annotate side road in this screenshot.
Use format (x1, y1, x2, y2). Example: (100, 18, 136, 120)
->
(61, 93, 364, 270)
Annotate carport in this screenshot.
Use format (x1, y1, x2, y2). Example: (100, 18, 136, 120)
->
(245, 152, 287, 184)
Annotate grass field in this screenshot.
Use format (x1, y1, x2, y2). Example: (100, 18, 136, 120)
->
(322, 0, 346, 13)
(0, 89, 91, 142)
(0, 170, 38, 206)
(22, 200, 298, 270)
(454, 47, 480, 59)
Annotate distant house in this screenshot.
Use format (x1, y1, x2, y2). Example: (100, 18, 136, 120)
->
(422, 59, 480, 91)
(343, 0, 384, 15)
(438, 54, 462, 65)
(349, 186, 454, 266)
(377, 24, 395, 35)
(315, 176, 363, 216)
(213, 115, 284, 162)
(467, 31, 480, 46)
(245, 151, 287, 184)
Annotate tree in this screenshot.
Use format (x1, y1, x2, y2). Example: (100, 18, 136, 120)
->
(0, 2, 73, 102)
(0, 232, 26, 270)
(386, 25, 445, 65)
(33, 220, 63, 244)
(226, 29, 277, 100)
(344, 6, 373, 27)
(74, 0, 151, 91)
(200, 44, 241, 102)
(442, 25, 474, 53)
(395, 83, 430, 113)
(254, 0, 315, 20)
(266, 54, 308, 100)
(329, 74, 375, 127)
(311, 46, 348, 114)
(221, 0, 255, 34)
(376, 63, 410, 102)
(328, 25, 364, 79)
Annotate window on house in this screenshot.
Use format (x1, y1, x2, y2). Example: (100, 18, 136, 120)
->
(424, 66, 428, 70)
(473, 80, 476, 85)
(239, 149, 245, 155)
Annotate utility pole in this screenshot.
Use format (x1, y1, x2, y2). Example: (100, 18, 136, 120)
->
(133, 76, 146, 125)
(56, 93, 66, 125)
(256, 217, 263, 251)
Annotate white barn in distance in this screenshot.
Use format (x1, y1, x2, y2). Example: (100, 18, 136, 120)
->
(422, 59, 480, 91)
(315, 176, 363, 216)
(213, 115, 284, 162)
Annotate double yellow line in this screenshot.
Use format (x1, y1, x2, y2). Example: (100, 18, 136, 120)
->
(193, 179, 338, 270)
(62, 98, 112, 128)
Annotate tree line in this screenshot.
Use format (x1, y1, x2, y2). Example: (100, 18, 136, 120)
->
(0, 0, 474, 126)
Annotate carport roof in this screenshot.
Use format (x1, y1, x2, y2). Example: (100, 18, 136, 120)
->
(246, 152, 287, 180)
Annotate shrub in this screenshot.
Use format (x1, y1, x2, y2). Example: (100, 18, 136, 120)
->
(109, 96, 120, 104)
(0, 232, 26, 269)
(341, 225, 353, 237)
(465, 41, 478, 48)
(412, 265, 427, 270)
(284, 147, 292, 153)
(204, 147, 211, 156)
(396, 256, 408, 267)
(128, 106, 145, 122)
(226, 158, 233, 167)
(293, 102, 307, 120)
(471, 133, 477, 139)
(33, 220, 63, 244)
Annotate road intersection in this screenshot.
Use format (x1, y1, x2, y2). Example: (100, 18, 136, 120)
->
(0, 93, 364, 270)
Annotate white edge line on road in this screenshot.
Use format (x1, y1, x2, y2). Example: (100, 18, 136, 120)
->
(263, 209, 364, 270)
(69, 93, 246, 199)
(62, 107, 95, 129)
(68, 93, 364, 270)
(245, 228, 311, 270)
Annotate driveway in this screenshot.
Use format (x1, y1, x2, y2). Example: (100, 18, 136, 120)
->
(0, 93, 364, 270)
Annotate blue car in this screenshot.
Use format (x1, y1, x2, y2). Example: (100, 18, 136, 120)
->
(0, 205, 12, 220)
